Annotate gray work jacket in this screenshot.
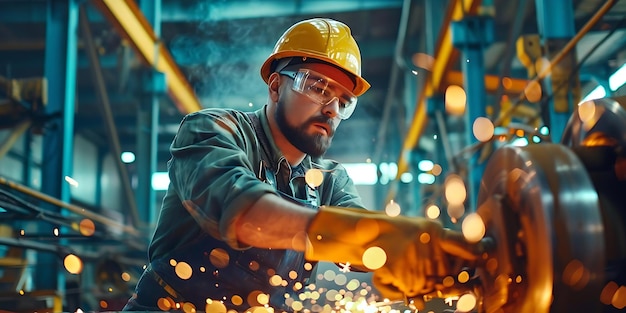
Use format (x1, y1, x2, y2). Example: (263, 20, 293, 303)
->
(145, 106, 364, 310)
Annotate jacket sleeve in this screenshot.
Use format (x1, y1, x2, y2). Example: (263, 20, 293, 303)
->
(167, 110, 277, 249)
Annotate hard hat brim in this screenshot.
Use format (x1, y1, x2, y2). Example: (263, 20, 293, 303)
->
(260, 51, 371, 97)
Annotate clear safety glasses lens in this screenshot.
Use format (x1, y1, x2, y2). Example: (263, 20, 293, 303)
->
(280, 69, 358, 120)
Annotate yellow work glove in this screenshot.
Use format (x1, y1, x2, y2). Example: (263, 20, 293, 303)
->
(305, 206, 483, 300)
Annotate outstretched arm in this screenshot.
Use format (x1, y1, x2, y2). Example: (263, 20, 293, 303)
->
(234, 193, 316, 251)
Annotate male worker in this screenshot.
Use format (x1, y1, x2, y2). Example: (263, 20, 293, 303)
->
(123, 18, 480, 312)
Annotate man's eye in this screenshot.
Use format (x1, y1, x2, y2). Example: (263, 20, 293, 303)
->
(309, 86, 325, 94)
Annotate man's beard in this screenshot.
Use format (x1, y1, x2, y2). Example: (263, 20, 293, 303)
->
(275, 99, 335, 158)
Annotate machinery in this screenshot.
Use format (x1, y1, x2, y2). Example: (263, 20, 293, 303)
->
(468, 96, 626, 313)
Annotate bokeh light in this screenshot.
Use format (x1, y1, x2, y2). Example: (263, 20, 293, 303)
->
(246, 290, 264, 307)
(412, 53, 435, 71)
(458, 271, 470, 283)
(444, 174, 467, 205)
(205, 299, 227, 313)
(384, 200, 401, 217)
(536, 57, 551, 76)
(231, 295, 243, 306)
(64, 254, 83, 274)
(577, 100, 596, 123)
(174, 261, 193, 280)
(431, 164, 443, 176)
(524, 80, 542, 103)
(323, 269, 336, 281)
(418, 160, 434, 172)
(346, 279, 360, 291)
(289, 270, 298, 280)
(256, 293, 269, 305)
(291, 301, 304, 311)
(64, 175, 79, 187)
(447, 203, 465, 220)
(425, 204, 441, 219)
(182, 302, 195, 312)
(462, 213, 486, 243)
(334, 274, 347, 285)
(269, 274, 282, 286)
(294, 282, 303, 291)
(562, 259, 589, 290)
(79, 218, 96, 236)
(612, 286, 626, 309)
(601, 281, 619, 305)
(303, 262, 313, 271)
(445, 85, 467, 115)
(305, 169, 324, 188)
(209, 248, 230, 268)
(473, 117, 495, 142)
(362, 246, 386, 270)
(456, 293, 477, 312)
(157, 297, 174, 311)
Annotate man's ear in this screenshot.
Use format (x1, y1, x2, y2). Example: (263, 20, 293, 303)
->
(268, 73, 281, 102)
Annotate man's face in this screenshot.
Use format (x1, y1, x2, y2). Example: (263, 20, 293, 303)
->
(275, 95, 335, 157)
(274, 63, 355, 157)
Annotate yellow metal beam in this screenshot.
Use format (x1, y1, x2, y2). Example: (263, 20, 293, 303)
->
(94, 0, 202, 114)
(445, 71, 528, 95)
(428, 0, 483, 96)
(394, 0, 482, 186)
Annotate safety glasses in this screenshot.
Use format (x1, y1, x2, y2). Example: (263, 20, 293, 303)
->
(279, 69, 358, 120)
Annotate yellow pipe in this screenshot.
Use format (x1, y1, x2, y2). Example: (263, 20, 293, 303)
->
(445, 71, 528, 95)
(393, 0, 482, 187)
(95, 0, 202, 114)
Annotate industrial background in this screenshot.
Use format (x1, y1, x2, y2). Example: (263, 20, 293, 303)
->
(1, 0, 626, 312)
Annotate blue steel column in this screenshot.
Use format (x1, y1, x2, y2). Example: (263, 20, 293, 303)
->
(136, 0, 162, 225)
(451, 15, 493, 212)
(424, 0, 446, 209)
(40, 0, 78, 293)
(535, 0, 577, 142)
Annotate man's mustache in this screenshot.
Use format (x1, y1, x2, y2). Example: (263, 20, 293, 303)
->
(306, 116, 335, 136)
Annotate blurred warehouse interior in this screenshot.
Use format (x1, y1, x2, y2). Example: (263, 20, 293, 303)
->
(1, 0, 626, 312)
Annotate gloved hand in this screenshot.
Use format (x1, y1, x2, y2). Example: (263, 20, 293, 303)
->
(304, 206, 485, 300)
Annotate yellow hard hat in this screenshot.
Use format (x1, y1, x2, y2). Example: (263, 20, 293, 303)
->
(260, 18, 371, 96)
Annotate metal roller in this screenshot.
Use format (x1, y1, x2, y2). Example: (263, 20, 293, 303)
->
(561, 96, 626, 312)
(561, 96, 626, 149)
(475, 143, 605, 313)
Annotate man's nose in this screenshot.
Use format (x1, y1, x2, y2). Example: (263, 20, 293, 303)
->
(322, 97, 340, 118)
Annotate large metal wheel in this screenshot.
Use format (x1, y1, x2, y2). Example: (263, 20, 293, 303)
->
(561, 96, 626, 148)
(475, 144, 605, 313)
(561, 96, 626, 312)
